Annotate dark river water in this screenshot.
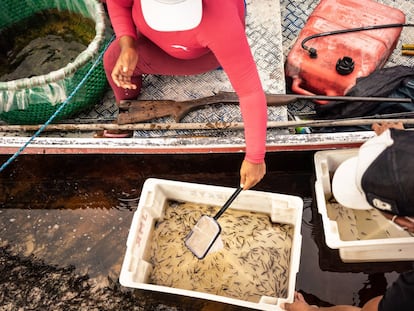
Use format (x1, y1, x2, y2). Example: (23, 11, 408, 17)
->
(0, 9, 94, 82)
(0, 152, 412, 310)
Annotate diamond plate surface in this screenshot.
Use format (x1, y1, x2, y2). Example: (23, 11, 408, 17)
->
(77, 0, 413, 135)
(133, 0, 286, 139)
(77, 0, 286, 139)
(280, 0, 414, 116)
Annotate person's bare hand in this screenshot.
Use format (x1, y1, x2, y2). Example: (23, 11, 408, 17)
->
(371, 122, 404, 136)
(381, 212, 414, 233)
(240, 159, 266, 190)
(111, 36, 139, 90)
(282, 292, 317, 311)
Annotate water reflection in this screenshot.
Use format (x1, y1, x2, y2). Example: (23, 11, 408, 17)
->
(1, 207, 132, 281)
(0, 153, 412, 310)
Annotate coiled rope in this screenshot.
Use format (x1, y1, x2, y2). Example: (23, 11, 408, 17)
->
(0, 35, 115, 173)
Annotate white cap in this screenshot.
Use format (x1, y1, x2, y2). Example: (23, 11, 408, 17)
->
(141, 0, 203, 32)
(332, 129, 394, 210)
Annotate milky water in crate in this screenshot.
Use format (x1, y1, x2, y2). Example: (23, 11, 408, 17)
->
(119, 179, 303, 311)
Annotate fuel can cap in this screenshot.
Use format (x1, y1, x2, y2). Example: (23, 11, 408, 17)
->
(336, 56, 355, 75)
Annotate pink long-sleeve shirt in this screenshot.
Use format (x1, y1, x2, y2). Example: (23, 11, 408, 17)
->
(106, 0, 267, 163)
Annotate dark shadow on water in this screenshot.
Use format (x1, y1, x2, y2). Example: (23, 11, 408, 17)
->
(0, 152, 412, 310)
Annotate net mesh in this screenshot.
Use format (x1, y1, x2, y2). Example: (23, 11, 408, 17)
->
(0, 0, 110, 124)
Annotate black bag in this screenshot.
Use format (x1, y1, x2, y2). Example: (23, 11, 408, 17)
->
(315, 65, 414, 120)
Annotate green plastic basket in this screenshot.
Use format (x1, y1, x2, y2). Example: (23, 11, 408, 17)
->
(0, 0, 110, 125)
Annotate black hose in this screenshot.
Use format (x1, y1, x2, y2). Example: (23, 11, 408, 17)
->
(301, 23, 414, 58)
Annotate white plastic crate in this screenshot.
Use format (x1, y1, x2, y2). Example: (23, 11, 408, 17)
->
(314, 149, 414, 262)
(119, 178, 303, 311)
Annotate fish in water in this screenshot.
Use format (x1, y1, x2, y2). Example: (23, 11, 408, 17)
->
(149, 200, 293, 302)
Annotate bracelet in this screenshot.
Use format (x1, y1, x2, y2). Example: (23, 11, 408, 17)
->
(391, 215, 398, 223)
(405, 217, 414, 223)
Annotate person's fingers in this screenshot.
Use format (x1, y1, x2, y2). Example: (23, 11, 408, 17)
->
(239, 173, 255, 190)
(371, 123, 381, 134)
(372, 122, 405, 135)
(392, 121, 404, 130)
(239, 160, 266, 190)
(111, 71, 121, 87)
(281, 302, 290, 310)
(295, 292, 307, 303)
(397, 217, 414, 233)
(111, 65, 124, 87)
(241, 178, 255, 190)
(281, 292, 307, 310)
(240, 174, 247, 190)
(381, 212, 414, 233)
(111, 68, 137, 89)
(111, 49, 138, 89)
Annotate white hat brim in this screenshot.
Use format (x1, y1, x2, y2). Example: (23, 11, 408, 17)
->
(332, 157, 373, 210)
(141, 0, 202, 32)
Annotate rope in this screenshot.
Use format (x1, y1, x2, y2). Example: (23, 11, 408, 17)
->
(0, 35, 115, 173)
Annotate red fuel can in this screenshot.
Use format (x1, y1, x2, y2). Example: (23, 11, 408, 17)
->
(285, 0, 405, 102)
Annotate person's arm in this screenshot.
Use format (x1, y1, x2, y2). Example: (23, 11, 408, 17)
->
(106, 0, 139, 90)
(206, 22, 267, 165)
(211, 29, 267, 189)
(360, 297, 382, 311)
(380, 213, 414, 233)
(106, 0, 137, 40)
(200, 4, 267, 189)
(111, 36, 139, 90)
(282, 292, 361, 311)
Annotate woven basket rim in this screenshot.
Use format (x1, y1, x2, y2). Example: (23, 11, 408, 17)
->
(0, 0, 107, 91)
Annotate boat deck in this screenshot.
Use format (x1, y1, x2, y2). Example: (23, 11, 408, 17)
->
(0, 0, 413, 155)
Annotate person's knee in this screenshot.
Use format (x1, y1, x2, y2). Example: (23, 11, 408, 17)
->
(103, 41, 120, 72)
